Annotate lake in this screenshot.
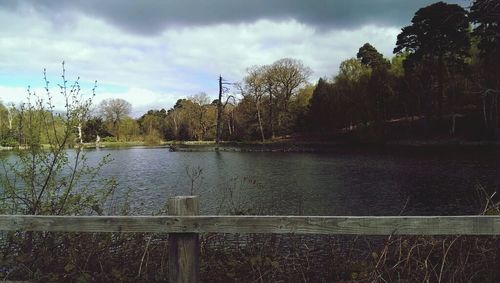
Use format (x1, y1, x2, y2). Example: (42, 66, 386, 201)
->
(65, 145, 500, 216)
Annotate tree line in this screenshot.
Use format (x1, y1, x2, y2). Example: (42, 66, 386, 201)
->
(309, 0, 500, 141)
(1, 0, 498, 146)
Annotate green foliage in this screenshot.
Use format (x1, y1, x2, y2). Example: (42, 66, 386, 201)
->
(469, 0, 500, 138)
(119, 117, 141, 141)
(0, 63, 120, 281)
(389, 54, 405, 78)
(0, 64, 111, 215)
(313, 57, 373, 132)
(13, 3, 497, 144)
(290, 84, 315, 131)
(98, 98, 132, 141)
(82, 117, 108, 142)
(470, 0, 500, 60)
(395, 1, 470, 120)
(357, 43, 389, 70)
(470, 0, 500, 93)
(138, 109, 167, 142)
(162, 95, 218, 141)
(143, 129, 162, 145)
(102, 136, 118, 142)
(234, 59, 311, 140)
(0, 136, 17, 147)
(233, 95, 261, 140)
(394, 2, 470, 60)
(307, 78, 336, 131)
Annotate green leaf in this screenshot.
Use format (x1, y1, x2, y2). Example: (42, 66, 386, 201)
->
(64, 263, 75, 272)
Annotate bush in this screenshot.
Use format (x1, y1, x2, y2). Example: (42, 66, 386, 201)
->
(103, 136, 118, 142)
(0, 137, 17, 147)
(144, 129, 162, 145)
(0, 63, 118, 281)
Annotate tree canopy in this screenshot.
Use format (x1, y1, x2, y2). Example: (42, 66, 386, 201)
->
(5, 1, 500, 145)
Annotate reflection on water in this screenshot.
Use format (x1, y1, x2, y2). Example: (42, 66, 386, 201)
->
(2, 146, 500, 216)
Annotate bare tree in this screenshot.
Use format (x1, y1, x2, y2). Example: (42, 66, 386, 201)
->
(166, 107, 182, 139)
(238, 59, 311, 140)
(215, 76, 236, 145)
(190, 92, 214, 141)
(243, 66, 267, 142)
(98, 98, 132, 141)
(270, 58, 312, 112)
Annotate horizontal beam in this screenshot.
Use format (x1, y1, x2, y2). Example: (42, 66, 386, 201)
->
(0, 215, 499, 235)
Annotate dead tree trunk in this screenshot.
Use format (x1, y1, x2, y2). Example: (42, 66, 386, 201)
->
(216, 76, 223, 145)
(256, 99, 265, 142)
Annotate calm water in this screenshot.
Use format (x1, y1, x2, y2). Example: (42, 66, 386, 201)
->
(68, 146, 499, 216)
(2, 146, 500, 215)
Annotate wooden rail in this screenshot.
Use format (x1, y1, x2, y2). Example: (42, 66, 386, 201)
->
(1, 196, 499, 282)
(1, 215, 500, 235)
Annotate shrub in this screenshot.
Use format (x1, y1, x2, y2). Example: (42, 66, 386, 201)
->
(0, 63, 119, 281)
(0, 137, 17, 147)
(103, 136, 118, 142)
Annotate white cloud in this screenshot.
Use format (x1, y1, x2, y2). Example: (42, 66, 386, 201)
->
(0, 86, 30, 106)
(0, 8, 400, 115)
(162, 20, 399, 82)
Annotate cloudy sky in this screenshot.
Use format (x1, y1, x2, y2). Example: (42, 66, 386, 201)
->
(0, 0, 466, 116)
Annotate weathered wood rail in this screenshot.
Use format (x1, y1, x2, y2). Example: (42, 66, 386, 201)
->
(1, 196, 499, 282)
(1, 214, 500, 235)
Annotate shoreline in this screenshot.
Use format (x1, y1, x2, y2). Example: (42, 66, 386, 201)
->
(2, 139, 500, 153)
(166, 139, 500, 152)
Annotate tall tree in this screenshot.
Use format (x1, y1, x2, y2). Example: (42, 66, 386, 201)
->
(471, 0, 500, 135)
(98, 98, 132, 141)
(138, 109, 167, 144)
(357, 43, 392, 123)
(471, 0, 500, 82)
(267, 58, 312, 135)
(242, 66, 268, 142)
(290, 84, 315, 131)
(190, 92, 216, 141)
(165, 99, 194, 140)
(165, 100, 187, 140)
(82, 117, 107, 143)
(335, 58, 372, 127)
(357, 43, 389, 70)
(394, 1, 469, 120)
(307, 78, 335, 131)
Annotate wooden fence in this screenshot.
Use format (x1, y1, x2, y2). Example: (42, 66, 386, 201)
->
(1, 196, 500, 282)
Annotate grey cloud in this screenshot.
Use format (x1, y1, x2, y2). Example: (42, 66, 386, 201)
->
(3, 0, 467, 35)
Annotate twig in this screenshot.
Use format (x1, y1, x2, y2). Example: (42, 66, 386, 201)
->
(438, 236, 460, 283)
(137, 234, 152, 278)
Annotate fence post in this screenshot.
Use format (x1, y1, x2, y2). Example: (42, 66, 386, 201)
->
(168, 196, 200, 283)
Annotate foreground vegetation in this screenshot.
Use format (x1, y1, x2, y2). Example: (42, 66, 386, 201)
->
(1, 234, 498, 282)
(1, 185, 498, 282)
